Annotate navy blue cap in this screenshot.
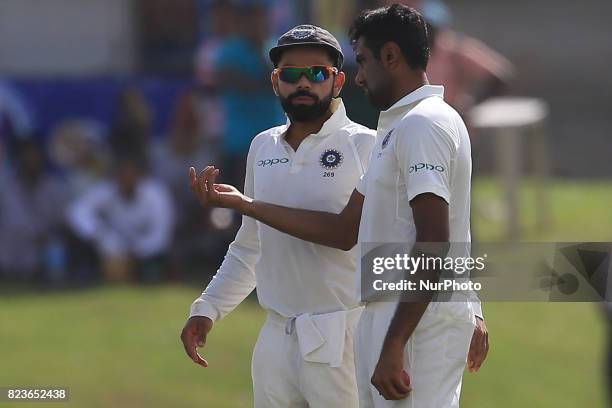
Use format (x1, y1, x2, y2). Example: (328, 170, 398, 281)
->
(269, 25, 344, 69)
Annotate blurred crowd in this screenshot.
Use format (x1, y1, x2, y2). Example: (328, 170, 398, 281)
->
(0, 85, 227, 286)
(0, 0, 513, 286)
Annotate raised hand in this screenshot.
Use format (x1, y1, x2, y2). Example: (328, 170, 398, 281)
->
(189, 166, 251, 212)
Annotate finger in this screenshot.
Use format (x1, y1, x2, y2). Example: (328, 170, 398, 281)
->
(468, 353, 478, 372)
(192, 323, 209, 367)
(199, 167, 213, 195)
(469, 336, 487, 372)
(390, 378, 411, 397)
(381, 379, 405, 400)
(183, 330, 209, 368)
(468, 341, 480, 372)
(371, 377, 384, 398)
(401, 370, 412, 391)
(373, 380, 390, 400)
(372, 377, 403, 401)
(468, 326, 483, 371)
(189, 167, 197, 191)
(474, 335, 489, 371)
(181, 331, 200, 363)
(202, 166, 216, 193)
(215, 184, 235, 193)
(193, 349, 209, 368)
(206, 168, 219, 195)
(467, 338, 478, 371)
(194, 326, 207, 349)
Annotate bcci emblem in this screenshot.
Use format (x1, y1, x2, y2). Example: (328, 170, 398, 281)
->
(382, 129, 393, 149)
(320, 149, 343, 170)
(290, 28, 315, 40)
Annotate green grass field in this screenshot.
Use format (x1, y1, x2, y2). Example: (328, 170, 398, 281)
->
(1, 178, 611, 407)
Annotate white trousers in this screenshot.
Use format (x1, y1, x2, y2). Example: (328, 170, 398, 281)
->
(355, 301, 475, 408)
(252, 311, 361, 408)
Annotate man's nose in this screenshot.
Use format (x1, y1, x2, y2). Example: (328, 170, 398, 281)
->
(354, 71, 364, 88)
(296, 74, 312, 89)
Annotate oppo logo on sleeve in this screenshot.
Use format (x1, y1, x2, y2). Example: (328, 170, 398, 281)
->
(408, 163, 445, 173)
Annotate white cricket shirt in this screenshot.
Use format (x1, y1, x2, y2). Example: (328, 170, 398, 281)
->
(191, 99, 376, 320)
(356, 85, 482, 316)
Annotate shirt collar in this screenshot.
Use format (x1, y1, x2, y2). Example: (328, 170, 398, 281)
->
(377, 85, 445, 132)
(283, 98, 349, 137)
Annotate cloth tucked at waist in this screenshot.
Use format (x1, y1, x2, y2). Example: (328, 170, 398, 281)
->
(267, 307, 363, 367)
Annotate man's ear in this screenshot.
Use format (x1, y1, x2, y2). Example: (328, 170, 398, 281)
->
(333, 71, 346, 98)
(380, 42, 402, 71)
(270, 71, 279, 96)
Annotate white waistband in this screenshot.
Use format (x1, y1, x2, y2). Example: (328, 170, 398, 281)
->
(266, 306, 364, 367)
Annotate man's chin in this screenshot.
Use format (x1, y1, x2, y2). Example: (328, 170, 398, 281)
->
(365, 92, 384, 110)
(288, 113, 319, 122)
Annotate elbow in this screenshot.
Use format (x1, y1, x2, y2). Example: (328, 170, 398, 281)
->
(338, 230, 359, 251)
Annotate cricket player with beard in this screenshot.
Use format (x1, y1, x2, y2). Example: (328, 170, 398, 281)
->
(190, 5, 489, 408)
(182, 25, 376, 407)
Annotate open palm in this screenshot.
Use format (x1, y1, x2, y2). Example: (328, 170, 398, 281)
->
(189, 166, 248, 211)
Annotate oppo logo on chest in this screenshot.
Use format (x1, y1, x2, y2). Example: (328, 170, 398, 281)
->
(257, 158, 289, 167)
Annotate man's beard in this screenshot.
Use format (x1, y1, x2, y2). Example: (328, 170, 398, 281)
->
(280, 90, 333, 122)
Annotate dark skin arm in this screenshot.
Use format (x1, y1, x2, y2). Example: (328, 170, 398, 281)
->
(371, 193, 449, 400)
(189, 166, 363, 250)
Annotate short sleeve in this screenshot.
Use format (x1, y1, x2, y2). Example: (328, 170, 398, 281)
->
(355, 173, 368, 195)
(394, 115, 456, 204)
(350, 129, 376, 195)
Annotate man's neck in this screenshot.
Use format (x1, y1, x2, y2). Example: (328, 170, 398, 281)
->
(386, 71, 429, 110)
(285, 108, 333, 151)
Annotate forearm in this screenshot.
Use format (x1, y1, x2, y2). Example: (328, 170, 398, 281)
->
(242, 199, 357, 250)
(384, 301, 430, 348)
(383, 242, 447, 346)
(192, 219, 260, 321)
(192, 166, 361, 250)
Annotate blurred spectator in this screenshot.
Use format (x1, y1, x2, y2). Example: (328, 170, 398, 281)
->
(194, 0, 236, 143)
(151, 89, 218, 277)
(0, 139, 68, 281)
(67, 153, 175, 284)
(194, 0, 236, 89)
(380, 0, 514, 115)
(48, 119, 110, 199)
(423, 0, 514, 114)
(138, 0, 199, 74)
(0, 82, 34, 171)
(214, 3, 283, 188)
(109, 87, 153, 159)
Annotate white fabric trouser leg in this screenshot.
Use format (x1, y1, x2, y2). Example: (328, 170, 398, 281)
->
(252, 312, 360, 408)
(355, 301, 475, 408)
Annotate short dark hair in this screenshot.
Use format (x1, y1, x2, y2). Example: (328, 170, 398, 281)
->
(349, 4, 430, 70)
